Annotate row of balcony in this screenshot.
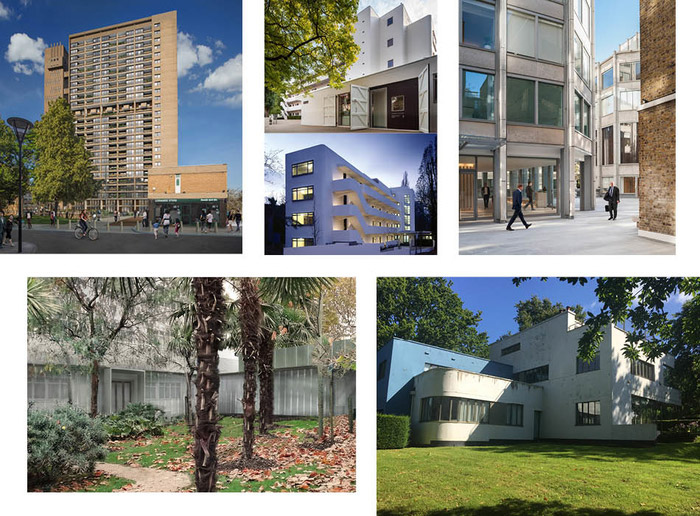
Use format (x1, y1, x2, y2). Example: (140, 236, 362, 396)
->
(332, 178, 401, 215)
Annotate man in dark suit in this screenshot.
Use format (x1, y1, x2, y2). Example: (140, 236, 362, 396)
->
(604, 181, 620, 220)
(481, 183, 491, 209)
(506, 184, 532, 231)
(523, 181, 535, 210)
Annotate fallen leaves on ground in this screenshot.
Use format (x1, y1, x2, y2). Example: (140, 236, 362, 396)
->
(32, 471, 131, 492)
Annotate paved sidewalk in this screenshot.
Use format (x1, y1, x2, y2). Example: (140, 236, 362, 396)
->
(0, 241, 37, 253)
(459, 198, 674, 255)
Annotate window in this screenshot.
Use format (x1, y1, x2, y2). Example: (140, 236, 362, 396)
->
(387, 38, 393, 47)
(291, 212, 314, 226)
(462, 70, 495, 121)
(506, 77, 535, 124)
(582, 100, 590, 137)
(620, 123, 638, 163)
(515, 365, 549, 383)
(601, 94, 614, 116)
(391, 95, 404, 111)
(582, 47, 591, 85)
(507, 10, 535, 58)
(292, 238, 314, 247)
(377, 360, 387, 380)
(602, 68, 614, 89)
(632, 395, 672, 424)
(501, 342, 520, 356)
(461, 0, 495, 50)
(631, 359, 655, 381)
(489, 402, 523, 426)
(538, 19, 564, 64)
(574, 92, 590, 137)
(387, 59, 394, 68)
(619, 89, 640, 111)
(576, 401, 600, 425)
(582, 0, 591, 35)
(291, 160, 313, 177)
(387, 16, 393, 26)
(291, 186, 314, 201)
(576, 353, 600, 373)
(619, 62, 641, 82)
(602, 126, 614, 165)
(538, 82, 563, 127)
(574, 36, 583, 79)
(575, 0, 582, 20)
(420, 396, 490, 424)
(663, 364, 673, 386)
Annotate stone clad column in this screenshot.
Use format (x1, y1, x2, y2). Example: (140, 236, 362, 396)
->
(493, 0, 508, 223)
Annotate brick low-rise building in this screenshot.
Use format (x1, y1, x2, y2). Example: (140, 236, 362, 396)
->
(637, 0, 675, 243)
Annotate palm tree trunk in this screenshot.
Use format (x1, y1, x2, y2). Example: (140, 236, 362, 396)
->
(258, 332, 274, 434)
(192, 277, 224, 492)
(184, 370, 193, 431)
(239, 277, 262, 460)
(90, 359, 99, 418)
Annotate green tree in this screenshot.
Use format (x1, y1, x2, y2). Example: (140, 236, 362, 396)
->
(515, 295, 585, 331)
(265, 88, 283, 116)
(377, 277, 489, 357)
(415, 142, 437, 247)
(0, 117, 33, 210)
(32, 98, 98, 210)
(666, 296, 700, 416)
(265, 0, 360, 95)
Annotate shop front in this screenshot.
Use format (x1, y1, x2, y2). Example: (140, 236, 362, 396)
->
(149, 197, 226, 226)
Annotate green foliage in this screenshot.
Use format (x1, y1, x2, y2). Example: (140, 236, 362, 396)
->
(102, 403, 166, 440)
(0, 117, 33, 210)
(514, 295, 585, 331)
(265, 0, 360, 95)
(27, 277, 60, 328)
(32, 98, 98, 206)
(265, 88, 283, 115)
(377, 277, 489, 357)
(377, 414, 410, 449)
(28, 405, 107, 488)
(667, 296, 700, 416)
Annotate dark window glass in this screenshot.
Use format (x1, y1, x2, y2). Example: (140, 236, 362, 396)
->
(630, 359, 655, 380)
(377, 360, 387, 381)
(387, 38, 393, 47)
(462, 0, 495, 50)
(574, 93, 582, 133)
(387, 17, 393, 26)
(462, 70, 495, 121)
(576, 353, 600, 373)
(576, 400, 601, 425)
(506, 77, 535, 124)
(582, 101, 590, 137)
(515, 365, 549, 383)
(632, 395, 672, 424)
(538, 83, 563, 127)
(501, 342, 521, 356)
(387, 59, 394, 68)
(620, 123, 638, 163)
(602, 126, 614, 165)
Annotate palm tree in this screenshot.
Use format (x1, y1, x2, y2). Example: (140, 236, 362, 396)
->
(192, 277, 225, 492)
(26, 277, 59, 327)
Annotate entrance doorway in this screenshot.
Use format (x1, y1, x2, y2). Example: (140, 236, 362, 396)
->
(506, 158, 558, 215)
(371, 88, 387, 128)
(112, 381, 132, 413)
(459, 155, 494, 220)
(338, 93, 351, 126)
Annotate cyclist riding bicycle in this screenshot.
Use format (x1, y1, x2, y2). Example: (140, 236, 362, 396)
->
(79, 210, 89, 235)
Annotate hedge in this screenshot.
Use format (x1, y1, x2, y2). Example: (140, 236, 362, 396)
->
(377, 414, 410, 449)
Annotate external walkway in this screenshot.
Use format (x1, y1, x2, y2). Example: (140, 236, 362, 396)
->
(265, 118, 421, 133)
(459, 198, 674, 255)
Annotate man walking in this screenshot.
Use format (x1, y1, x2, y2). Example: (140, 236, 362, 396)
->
(604, 181, 620, 220)
(524, 181, 535, 210)
(506, 184, 532, 231)
(481, 183, 491, 209)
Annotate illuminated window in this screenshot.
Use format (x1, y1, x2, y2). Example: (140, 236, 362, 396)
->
(291, 186, 314, 201)
(291, 212, 314, 226)
(292, 238, 314, 247)
(291, 160, 314, 176)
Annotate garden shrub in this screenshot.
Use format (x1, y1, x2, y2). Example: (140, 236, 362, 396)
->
(28, 405, 107, 488)
(377, 414, 410, 449)
(102, 402, 166, 439)
(657, 420, 699, 442)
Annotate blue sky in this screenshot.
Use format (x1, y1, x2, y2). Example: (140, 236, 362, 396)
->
(595, 0, 640, 60)
(445, 278, 691, 343)
(265, 133, 437, 200)
(0, 0, 242, 188)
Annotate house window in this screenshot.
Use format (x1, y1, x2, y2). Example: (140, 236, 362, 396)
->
(602, 68, 614, 89)
(576, 400, 600, 425)
(619, 62, 641, 82)
(574, 92, 591, 137)
(507, 10, 535, 58)
(377, 360, 387, 380)
(387, 16, 393, 26)
(291, 160, 313, 176)
(619, 89, 640, 111)
(620, 123, 638, 163)
(461, 0, 495, 50)
(489, 402, 523, 426)
(387, 38, 393, 47)
(631, 359, 655, 381)
(537, 19, 564, 64)
(602, 126, 614, 165)
(506, 77, 535, 124)
(582, 0, 591, 34)
(291, 186, 314, 201)
(292, 238, 314, 247)
(404, 194, 410, 204)
(391, 95, 404, 111)
(462, 69, 494, 121)
(501, 342, 520, 356)
(662, 364, 673, 386)
(632, 395, 671, 424)
(291, 212, 314, 226)
(420, 396, 490, 424)
(538, 82, 563, 127)
(404, 215, 411, 225)
(387, 59, 394, 68)
(601, 94, 614, 116)
(576, 353, 600, 373)
(514, 364, 549, 383)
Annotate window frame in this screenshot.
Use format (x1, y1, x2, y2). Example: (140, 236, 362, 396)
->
(506, 7, 565, 65)
(291, 160, 314, 177)
(461, 67, 496, 121)
(461, 0, 496, 51)
(576, 400, 601, 426)
(291, 185, 314, 202)
(501, 342, 521, 356)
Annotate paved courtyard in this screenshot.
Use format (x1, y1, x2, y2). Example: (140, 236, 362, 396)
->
(459, 198, 674, 255)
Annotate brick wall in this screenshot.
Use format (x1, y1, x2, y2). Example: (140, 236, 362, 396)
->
(638, 0, 675, 238)
(149, 171, 226, 196)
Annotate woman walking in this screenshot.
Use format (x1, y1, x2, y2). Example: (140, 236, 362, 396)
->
(4, 214, 15, 247)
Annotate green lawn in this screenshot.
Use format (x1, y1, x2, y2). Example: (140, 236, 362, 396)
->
(377, 442, 700, 515)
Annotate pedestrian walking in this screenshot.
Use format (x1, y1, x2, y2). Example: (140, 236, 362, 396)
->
(26, 211, 32, 229)
(234, 212, 241, 232)
(4, 214, 15, 247)
(523, 182, 535, 210)
(226, 211, 234, 232)
(161, 210, 171, 238)
(481, 184, 491, 209)
(604, 181, 620, 220)
(506, 184, 532, 231)
(206, 210, 214, 233)
(142, 210, 148, 228)
(153, 221, 159, 239)
(113, 209, 118, 223)
(175, 217, 181, 237)
(50, 210, 56, 227)
(199, 210, 206, 232)
(0, 211, 5, 248)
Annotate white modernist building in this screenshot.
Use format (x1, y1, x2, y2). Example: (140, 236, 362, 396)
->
(284, 3, 437, 132)
(594, 33, 641, 197)
(284, 144, 415, 254)
(385, 310, 681, 445)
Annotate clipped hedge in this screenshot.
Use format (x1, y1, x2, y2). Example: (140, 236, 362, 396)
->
(377, 414, 410, 449)
(102, 403, 166, 440)
(28, 405, 107, 488)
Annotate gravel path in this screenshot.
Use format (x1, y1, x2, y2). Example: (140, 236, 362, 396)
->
(96, 462, 192, 492)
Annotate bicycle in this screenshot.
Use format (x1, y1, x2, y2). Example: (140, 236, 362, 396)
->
(74, 222, 99, 241)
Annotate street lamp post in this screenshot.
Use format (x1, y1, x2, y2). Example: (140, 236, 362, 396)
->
(7, 117, 33, 254)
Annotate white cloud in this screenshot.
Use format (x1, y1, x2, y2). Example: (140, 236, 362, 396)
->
(5, 33, 46, 75)
(0, 2, 12, 20)
(201, 54, 242, 92)
(177, 32, 213, 77)
(215, 40, 225, 50)
(667, 291, 693, 307)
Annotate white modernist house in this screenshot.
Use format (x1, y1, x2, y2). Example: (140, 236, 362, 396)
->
(594, 33, 641, 197)
(382, 310, 681, 446)
(285, 3, 437, 132)
(284, 144, 415, 255)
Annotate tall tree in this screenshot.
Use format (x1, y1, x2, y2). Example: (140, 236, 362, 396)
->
(377, 277, 489, 357)
(415, 142, 437, 247)
(192, 277, 225, 492)
(515, 295, 585, 331)
(665, 296, 700, 416)
(265, 0, 360, 95)
(32, 98, 98, 210)
(323, 277, 356, 342)
(0, 117, 33, 210)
